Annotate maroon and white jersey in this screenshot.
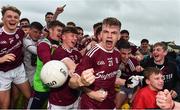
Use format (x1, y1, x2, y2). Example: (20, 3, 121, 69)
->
(119, 57, 139, 80)
(0, 27, 25, 72)
(75, 44, 121, 109)
(49, 45, 82, 106)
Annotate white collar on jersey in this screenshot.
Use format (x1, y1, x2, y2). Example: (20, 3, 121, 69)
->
(2, 26, 17, 35)
(97, 43, 114, 53)
(62, 45, 73, 53)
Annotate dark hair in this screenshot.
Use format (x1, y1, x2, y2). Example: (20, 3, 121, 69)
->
(1, 5, 21, 16)
(45, 12, 54, 17)
(20, 18, 30, 24)
(95, 25, 102, 37)
(116, 39, 131, 50)
(141, 39, 149, 44)
(120, 29, 129, 35)
(102, 17, 121, 29)
(76, 26, 83, 31)
(21, 25, 30, 28)
(30, 22, 43, 31)
(48, 20, 65, 29)
(93, 22, 102, 29)
(62, 26, 78, 35)
(66, 21, 76, 27)
(143, 67, 161, 80)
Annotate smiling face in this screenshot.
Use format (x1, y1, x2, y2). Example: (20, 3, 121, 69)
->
(49, 26, 63, 41)
(100, 24, 120, 51)
(2, 10, 20, 33)
(62, 32, 78, 49)
(152, 45, 167, 64)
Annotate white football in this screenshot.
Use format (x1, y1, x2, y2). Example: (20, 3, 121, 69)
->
(40, 60, 68, 88)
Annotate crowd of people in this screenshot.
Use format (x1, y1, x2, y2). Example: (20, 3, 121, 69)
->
(0, 5, 180, 109)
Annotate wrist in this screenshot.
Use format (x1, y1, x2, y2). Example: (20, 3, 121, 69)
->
(86, 91, 95, 99)
(171, 101, 175, 109)
(77, 77, 84, 87)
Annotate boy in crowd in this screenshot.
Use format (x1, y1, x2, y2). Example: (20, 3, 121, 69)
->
(0, 5, 31, 108)
(19, 18, 30, 27)
(115, 40, 143, 109)
(138, 38, 151, 56)
(23, 21, 43, 86)
(120, 30, 143, 61)
(141, 42, 179, 99)
(132, 67, 164, 109)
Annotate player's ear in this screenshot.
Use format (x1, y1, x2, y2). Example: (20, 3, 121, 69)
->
(164, 50, 168, 56)
(117, 32, 121, 40)
(145, 79, 150, 85)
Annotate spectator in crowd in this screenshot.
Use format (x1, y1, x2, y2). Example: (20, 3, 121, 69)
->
(75, 26, 84, 50)
(141, 42, 179, 99)
(21, 25, 30, 37)
(19, 18, 30, 27)
(66, 21, 76, 27)
(23, 21, 43, 86)
(120, 29, 143, 61)
(115, 40, 143, 109)
(42, 5, 65, 37)
(138, 38, 151, 56)
(80, 22, 102, 56)
(132, 67, 164, 109)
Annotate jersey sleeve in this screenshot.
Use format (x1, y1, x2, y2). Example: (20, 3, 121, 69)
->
(75, 54, 93, 76)
(37, 42, 51, 64)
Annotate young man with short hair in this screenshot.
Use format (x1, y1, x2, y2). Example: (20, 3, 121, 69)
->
(48, 26, 82, 109)
(115, 40, 143, 109)
(23, 21, 43, 86)
(0, 5, 31, 108)
(27, 20, 65, 109)
(69, 17, 122, 109)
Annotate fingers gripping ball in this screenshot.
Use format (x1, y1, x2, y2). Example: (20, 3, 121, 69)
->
(40, 60, 68, 88)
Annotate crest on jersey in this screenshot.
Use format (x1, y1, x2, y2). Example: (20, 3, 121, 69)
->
(9, 38, 14, 44)
(107, 57, 113, 66)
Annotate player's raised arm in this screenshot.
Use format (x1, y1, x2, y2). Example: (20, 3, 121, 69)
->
(53, 4, 66, 20)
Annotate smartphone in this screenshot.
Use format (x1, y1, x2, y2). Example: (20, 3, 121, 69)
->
(62, 4, 66, 8)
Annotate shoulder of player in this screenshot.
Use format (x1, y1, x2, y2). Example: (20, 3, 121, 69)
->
(85, 44, 100, 57)
(38, 38, 51, 46)
(16, 28, 25, 36)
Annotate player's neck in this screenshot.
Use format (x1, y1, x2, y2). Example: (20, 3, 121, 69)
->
(62, 44, 73, 52)
(2, 26, 17, 34)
